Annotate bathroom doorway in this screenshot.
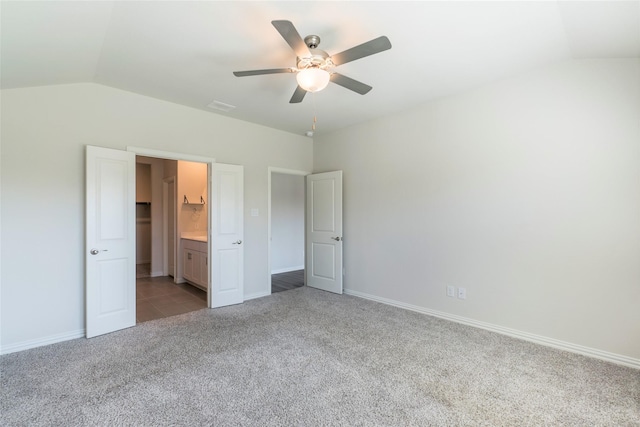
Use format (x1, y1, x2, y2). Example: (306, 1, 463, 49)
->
(135, 156, 208, 323)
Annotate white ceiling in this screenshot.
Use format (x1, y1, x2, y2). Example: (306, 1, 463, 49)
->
(2, 1, 639, 136)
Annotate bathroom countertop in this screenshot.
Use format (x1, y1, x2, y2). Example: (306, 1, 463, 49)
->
(180, 232, 207, 242)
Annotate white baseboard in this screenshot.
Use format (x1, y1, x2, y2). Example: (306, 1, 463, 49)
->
(244, 290, 271, 301)
(1, 329, 85, 355)
(344, 288, 640, 370)
(150, 270, 164, 277)
(271, 265, 304, 275)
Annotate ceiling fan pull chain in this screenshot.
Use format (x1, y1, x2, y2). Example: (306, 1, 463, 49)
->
(311, 92, 318, 131)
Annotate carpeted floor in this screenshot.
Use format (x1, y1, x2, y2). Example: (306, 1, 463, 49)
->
(2, 287, 639, 426)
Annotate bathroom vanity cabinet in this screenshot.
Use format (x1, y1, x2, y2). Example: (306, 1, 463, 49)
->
(182, 237, 208, 290)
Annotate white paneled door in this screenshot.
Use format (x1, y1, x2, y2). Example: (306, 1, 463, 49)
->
(210, 163, 244, 308)
(306, 171, 343, 294)
(85, 146, 136, 338)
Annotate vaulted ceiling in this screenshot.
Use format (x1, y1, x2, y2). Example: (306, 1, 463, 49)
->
(2, 1, 639, 136)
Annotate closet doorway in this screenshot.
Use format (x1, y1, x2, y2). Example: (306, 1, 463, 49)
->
(268, 168, 309, 294)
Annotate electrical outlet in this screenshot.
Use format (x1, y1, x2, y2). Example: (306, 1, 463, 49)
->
(446, 286, 455, 297)
(458, 287, 467, 300)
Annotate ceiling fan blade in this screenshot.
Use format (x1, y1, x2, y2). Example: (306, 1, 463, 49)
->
(272, 20, 311, 58)
(233, 68, 294, 77)
(331, 36, 392, 66)
(289, 86, 307, 103)
(330, 73, 372, 95)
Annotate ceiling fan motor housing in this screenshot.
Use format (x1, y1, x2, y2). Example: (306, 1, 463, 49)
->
(297, 48, 334, 71)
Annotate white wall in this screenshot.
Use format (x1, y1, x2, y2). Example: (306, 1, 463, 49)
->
(135, 207, 151, 264)
(137, 156, 166, 277)
(135, 162, 152, 265)
(0, 83, 312, 352)
(135, 163, 151, 202)
(314, 59, 640, 362)
(177, 160, 208, 234)
(271, 173, 305, 273)
(148, 157, 165, 277)
(163, 159, 177, 180)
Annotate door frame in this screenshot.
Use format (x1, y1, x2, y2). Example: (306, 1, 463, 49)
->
(162, 176, 176, 277)
(128, 146, 215, 306)
(267, 167, 311, 295)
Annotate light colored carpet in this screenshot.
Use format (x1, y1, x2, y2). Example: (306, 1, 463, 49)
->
(2, 287, 639, 426)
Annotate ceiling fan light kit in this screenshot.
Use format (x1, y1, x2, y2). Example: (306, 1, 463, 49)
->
(233, 20, 392, 104)
(296, 68, 330, 92)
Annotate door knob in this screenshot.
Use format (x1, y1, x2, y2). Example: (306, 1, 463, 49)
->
(232, 240, 242, 245)
(331, 237, 342, 241)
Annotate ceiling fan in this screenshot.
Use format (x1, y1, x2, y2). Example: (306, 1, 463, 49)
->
(233, 20, 392, 103)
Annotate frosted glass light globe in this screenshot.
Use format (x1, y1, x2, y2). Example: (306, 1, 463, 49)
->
(296, 68, 330, 92)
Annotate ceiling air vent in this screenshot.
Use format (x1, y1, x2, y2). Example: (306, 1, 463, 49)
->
(207, 100, 236, 112)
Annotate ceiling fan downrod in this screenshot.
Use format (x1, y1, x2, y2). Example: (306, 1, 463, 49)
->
(304, 35, 321, 49)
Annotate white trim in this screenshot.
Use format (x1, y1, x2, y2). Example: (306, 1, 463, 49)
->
(127, 146, 215, 164)
(344, 288, 640, 370)
(268, 167, 310, 176)
(162, 176, 176, 278)
(271, 265, 304, 275)
(244, 291, 271, 301)
(0, 329, 85, 355)
(267, 167, 311, 296)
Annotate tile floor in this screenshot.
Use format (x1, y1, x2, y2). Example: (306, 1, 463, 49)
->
(136, 276, 207, 323)
(136, 263, 151, 279)
(136, 267, 303, 323)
